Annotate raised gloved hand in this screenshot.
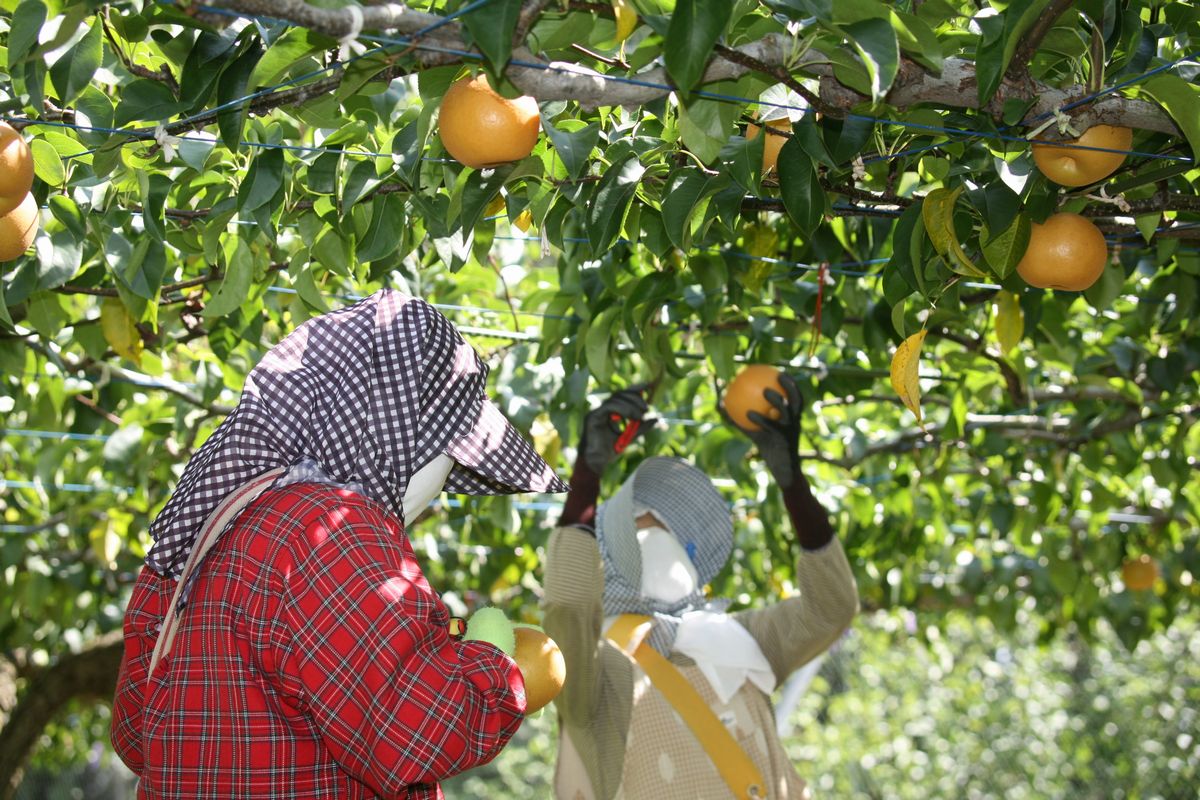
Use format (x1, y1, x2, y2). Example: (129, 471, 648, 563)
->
(581, 388, 650, 473)
(464, 608, 565, 715)
(724, 373, 803, 487)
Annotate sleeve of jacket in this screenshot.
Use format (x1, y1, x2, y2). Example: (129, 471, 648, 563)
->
(265, 498, 525, 798)
(110, 565, 175, 772)
(541, 525, 605, 727)
(735, 538, 859, 682)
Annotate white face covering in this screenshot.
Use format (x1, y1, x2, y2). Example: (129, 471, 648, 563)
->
(636, 526, 699, 604)
(401, 453, 455, 527)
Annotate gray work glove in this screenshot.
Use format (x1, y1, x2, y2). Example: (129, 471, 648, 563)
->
(582, 389, 650, 473)
(724, 373, 803, 487)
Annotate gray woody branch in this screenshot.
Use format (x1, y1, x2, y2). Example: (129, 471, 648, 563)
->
(203, 1, 1182, 137)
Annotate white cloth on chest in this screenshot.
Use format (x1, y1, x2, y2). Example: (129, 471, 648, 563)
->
(671, 610, 777, 705)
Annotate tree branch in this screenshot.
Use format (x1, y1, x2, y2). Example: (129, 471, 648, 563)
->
(0, 632, 123, 800)
(198, 1, 1183, 139)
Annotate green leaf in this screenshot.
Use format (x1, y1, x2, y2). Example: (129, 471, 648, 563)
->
(792, 116, 836, 168)
(204, 238, 254, 318)
(73, 86, 114, 147)
(763, 0, 831, 21)
(176, 134, 216, 173)
(48, 19, 102, 106)
(113, 80, 188, 126)
(1084, 258, 1126, 310)
(247, 27, 332, 90)
(587, 154, 644, 252)
(922, 186, 985, 278)
(0, 279, 14, 332)
(703, 333, 737, 380)
(844, 18, 899, 102)
(664, 0, 731, 93)
(886, 202, 923, 293)
(542, 121, 600, 181)
(458, 163, 514, 235)
(30, 138, 64, 186)
(982, 214, 1031, 280)
(830, 115, 873, 165)
(892, 11, 943, 75)
(341, 158, 383, 210)
(678, 98, 736, 164)
(1135, 213, 1160, 244)
(1141, 74, 1200, 164)
(179, 30, 238, 113)
(584, 307, 618, 384)
(313, 228, 354, 276)
(662, 169, 720, 251)
(217, 43, 263, 152)
(7, 0, 47, 68)
(359, 194, 405, 263)
(37, 229, 83, 291)
(139, 173, 171, 245)
(292, 262, 330, 313)
(119, 238, 166, 301)
(238, 149, 286, 213)
(462, 0, 523, 70)
(975, 0, 1051, 106)
(47, 196, 84, 239)
(777, 138, 824, 236)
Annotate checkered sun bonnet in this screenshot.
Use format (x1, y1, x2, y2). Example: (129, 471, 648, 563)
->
(145, 289, 567, 578)
(596, 457, 733, 655)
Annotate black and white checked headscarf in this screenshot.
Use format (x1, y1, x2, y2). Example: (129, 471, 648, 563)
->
(595, 457, 733, 655)
(145, 289, 568, 579)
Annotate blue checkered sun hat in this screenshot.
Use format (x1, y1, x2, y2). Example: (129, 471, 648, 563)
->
(145, 289, 568, 579)
(596, 456, 733, 654)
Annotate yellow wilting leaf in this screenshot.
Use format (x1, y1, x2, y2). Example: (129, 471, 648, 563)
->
(514, 209, 533, 232)
(993, 290, 1024, 354)
(101, 297, 143, 366)
(612, 0, 638, 42)
(890, 328, 928, 424)
(742, 222, 778, 292)
(484, 195, 507, 218)
(90, 521, 121, 568)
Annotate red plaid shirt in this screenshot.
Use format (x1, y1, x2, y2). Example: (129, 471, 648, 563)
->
(112, 483, 526, 799)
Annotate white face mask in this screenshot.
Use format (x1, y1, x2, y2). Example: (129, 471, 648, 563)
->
(636, 526, 699, 604)
(402, 454, 455, 527)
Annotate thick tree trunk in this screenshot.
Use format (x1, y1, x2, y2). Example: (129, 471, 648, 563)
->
(0, 632, 124, 800)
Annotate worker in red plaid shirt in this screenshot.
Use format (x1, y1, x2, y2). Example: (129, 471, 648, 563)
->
(111, 290, 568, 798)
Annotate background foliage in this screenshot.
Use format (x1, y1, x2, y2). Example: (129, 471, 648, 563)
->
(1, 0, 1198, 793)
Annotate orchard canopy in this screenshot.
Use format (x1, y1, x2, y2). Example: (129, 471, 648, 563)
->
(2, 0, 1200, 751)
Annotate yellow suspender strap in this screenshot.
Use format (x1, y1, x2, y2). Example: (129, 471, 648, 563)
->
(605, 614, 766, 800)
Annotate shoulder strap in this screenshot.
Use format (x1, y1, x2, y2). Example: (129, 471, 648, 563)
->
(605, 614, 766, 800)
(145, 467, 286, 697)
